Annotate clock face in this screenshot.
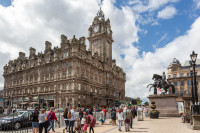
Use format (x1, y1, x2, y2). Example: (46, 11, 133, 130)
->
(93, 26, 99, 33)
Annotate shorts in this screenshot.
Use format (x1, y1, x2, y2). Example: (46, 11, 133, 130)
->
(32, 122, 39, 128)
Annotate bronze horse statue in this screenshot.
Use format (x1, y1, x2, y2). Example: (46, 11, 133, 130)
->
(147, 74, 175, 94)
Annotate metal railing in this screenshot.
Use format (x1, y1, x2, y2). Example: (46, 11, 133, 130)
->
(0, 111, 112, 133)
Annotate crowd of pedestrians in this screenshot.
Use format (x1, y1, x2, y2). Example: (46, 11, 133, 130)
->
(31, 105, 147, 133)
(32, 107, 59, 133)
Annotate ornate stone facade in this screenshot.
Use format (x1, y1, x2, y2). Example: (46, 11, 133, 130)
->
(3, 9, 126, 108)
(167, 58, 200, 102)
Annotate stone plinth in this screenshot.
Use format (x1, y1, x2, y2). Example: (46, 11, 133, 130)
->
(148, 94, 179, 117)
(193, 115, 200, 130)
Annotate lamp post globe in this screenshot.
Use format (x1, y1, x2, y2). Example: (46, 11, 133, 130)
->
(190, 51, 198, 63)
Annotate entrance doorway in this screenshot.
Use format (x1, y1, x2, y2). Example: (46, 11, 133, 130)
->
(48, 100, 54, 108)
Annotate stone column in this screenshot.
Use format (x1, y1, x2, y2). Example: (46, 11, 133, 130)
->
(66, 97, 69, 107)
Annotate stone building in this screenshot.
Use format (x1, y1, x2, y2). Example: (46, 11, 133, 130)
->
(3, 9, 126, 108)
(167, 58, 200, 113)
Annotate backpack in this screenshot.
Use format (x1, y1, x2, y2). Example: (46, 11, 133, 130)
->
(63, 111, 68, 118)
(67, 111, 71, 119)
(47, 112, 53, 121)
(31, 110, 39, 122)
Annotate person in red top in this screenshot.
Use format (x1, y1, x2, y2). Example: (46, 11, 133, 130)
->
(48, 107, 59, 132)
(86, 114, 96, 133)
(102, 107, 107, 122)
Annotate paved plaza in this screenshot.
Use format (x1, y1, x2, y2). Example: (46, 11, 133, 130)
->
(49, 117, 199, 133)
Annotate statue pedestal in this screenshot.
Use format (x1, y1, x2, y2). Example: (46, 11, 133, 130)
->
(193, 115, 200, 130)
(148, 94, 179, 117)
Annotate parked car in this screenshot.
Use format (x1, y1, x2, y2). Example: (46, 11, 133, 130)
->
(0, 111, 33, 130)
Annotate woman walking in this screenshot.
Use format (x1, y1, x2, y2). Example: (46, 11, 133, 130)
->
(86, 114, 96, 133)
(38, 109, 48, 133)
(111, 108, 116, 126)
(63, 107, 69, 131)
(123, 106, 131, 132)
(117, 108, 123, 132)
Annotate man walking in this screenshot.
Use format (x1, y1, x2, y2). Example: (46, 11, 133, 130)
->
(129, 106, 133, 128)
(32, 107, 39, 133)
(102, 107, 106, 122)
(48, 107, 59, 132)
(68, 106, 76, 133)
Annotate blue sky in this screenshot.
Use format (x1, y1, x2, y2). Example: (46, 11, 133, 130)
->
(0, 0, 12, 7)
(0, 0, 200, 100)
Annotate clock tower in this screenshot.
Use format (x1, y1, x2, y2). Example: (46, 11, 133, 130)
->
(88, 8, 113, 62)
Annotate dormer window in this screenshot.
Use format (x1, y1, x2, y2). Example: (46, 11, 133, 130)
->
(173, 67, 177, 71)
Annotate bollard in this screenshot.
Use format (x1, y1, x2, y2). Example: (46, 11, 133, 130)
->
(59, 111, 61, 128)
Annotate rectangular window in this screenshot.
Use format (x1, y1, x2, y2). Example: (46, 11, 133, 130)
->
(174, 81, 177, 86)
(188, 80, 190, 86)
(187, 73, 189, 77)
(173, 67, 177, 71)
(173, 74, 177, 78)
(175, 90, 178, 94)
(181, 89, 184, 94)
(107, 73, 109, 78)
(180, 73, 184, 77)
(69, 70, 72, 76)
(188, 89, 190, 94)
(78, 83, 81, 91)
(63, 62, 67, 68)
(63, 71, 66, 77)
(181, 81, 184, 86)
(69, 62, 72, 67)
(107, 80, 109, 85)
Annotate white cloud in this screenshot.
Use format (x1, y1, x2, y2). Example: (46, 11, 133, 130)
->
(124, 16, 200, 99)
(132, 0, 179, 13)
(193, 0, 200, 8)
(157, 6, 177, 19)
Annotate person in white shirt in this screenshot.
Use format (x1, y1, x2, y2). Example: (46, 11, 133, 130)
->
(68, 106, 76, 133)
(117, 108, 124, 132)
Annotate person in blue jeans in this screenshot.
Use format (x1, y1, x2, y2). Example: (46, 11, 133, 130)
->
(47, 108, 59, 132)
(68, 106, 76, 133)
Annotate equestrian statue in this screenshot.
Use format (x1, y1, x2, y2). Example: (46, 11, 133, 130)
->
(147, 72, 175, 95)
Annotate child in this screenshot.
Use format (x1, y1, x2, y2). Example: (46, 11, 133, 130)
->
(82, 120, 88, 133)
(180, 113, 184, 123)
(81, 116, 86, 127)
(99, 110, 104, 125)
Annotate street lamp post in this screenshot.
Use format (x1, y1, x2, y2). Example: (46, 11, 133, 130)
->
(190, 51, 200, 114)
(189, 61, 195, 105)
(190, 51, 198, 104)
